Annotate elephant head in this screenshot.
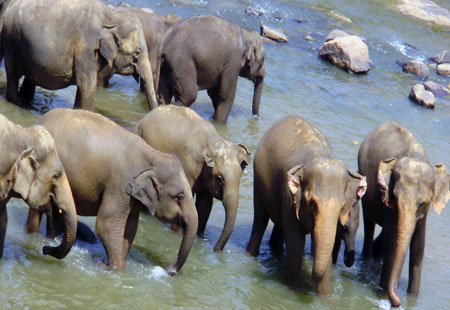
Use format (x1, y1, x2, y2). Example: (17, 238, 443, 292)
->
(99, 8, 158, 109)
(202, 141, 250, 251)
(240, 30, 265, 117)
(287, 159, 366, 295)
(377, 158, 450, 306)
(5, 126, 77, 259)
(334, 200, 359, 267)
(126, 160, 198, 274)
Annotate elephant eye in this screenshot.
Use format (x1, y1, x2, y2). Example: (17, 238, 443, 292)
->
(132, 48, 142, 58)
(29, 158, 37, 172)
(216, 175, 224, 186)
(174, 193, 184, 202)
(53, 172, 62, 181)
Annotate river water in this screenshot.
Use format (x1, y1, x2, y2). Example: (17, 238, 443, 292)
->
(1, 0, 449, 309)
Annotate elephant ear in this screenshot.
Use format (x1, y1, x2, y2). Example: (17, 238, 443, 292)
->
(203, 148, 215, 168)
(236, 144, 250, 170)
(100, 24, 119, 67)
(341, 171, 367, 226)
(126, 167, 160, 216)
(287, 165, 304, 220)
(377, 158, 397, 207)
(432, 163, 450, 215)
(9, 147, 37, 201)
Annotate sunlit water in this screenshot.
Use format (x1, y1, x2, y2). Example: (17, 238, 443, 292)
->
(1, 0, 449, 309)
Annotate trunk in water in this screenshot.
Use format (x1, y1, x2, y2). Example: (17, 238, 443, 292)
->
(388, 212, 415, 307)
(42, 173, 77, 259)
(213, 191, 238, 252)
(136, 53, 158, 110)
(165, 202, 198, 274)
(252, 76, 264, 117)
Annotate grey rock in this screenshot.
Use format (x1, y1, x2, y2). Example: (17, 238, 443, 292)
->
(260, 25, 288, 43)
(402, 60, 429, 79)
(325, 29, 349, 42)
(245, 7, 263, 17)
(424, 80, 450, 97)
(409, 84, 435, 108)
(437, 63, 450, 75)
(431, 50, 450, 64)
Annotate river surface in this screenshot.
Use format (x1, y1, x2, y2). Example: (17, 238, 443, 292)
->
(1, 0, 450, 309)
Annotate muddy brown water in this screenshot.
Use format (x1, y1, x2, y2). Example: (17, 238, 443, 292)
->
(1, 0, 449, 309)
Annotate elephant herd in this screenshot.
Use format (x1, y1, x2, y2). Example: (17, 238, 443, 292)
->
(0, 0, 449, 308)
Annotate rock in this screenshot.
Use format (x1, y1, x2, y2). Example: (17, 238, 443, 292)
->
(431, 50, 450, 64)
(428, 63, 437, 70)
(402, 60, 429, 79)
(424, 80, 450, 97)
(274, 15, 285, 21)
(245, 6, 263, 17)
(319, 35, 371, 73)
(296, 19, 304, 23)
(409, 84, 435, 108)
(260, 25, 288, 43)
(397, 0, 450, 28)
(305, 35, 314, 42)
(437, 63, 450, 75)
(329, 11, 352, 24)
(325, 29, 349, 42)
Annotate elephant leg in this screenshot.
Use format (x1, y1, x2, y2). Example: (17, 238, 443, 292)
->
(5, 62, 20, 104)
(380, 210, 397, 289)
(196, 192, 213, 235)
(332, 233, 342, 264)
(18, 78, 36, 104)
(172, 61, 197, 107)
(284, 218, 305, 288)
(372, 230, 384, 258)
(408, 215, 426, 295)
(0, 204, 7, 259)
(246, 190, 269, 256)
(158, 76, 173, 105)
(46, 203, 64, 239)
(269, 224, 284, 253)
(122, 209, 140, 261)
(208, 73, 238, 124)
(73, 55, 97, 110)
(25, 208, 43, 234)
(362, 203, 376, 257)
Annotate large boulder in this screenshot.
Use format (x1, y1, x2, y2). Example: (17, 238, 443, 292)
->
(260, 24, 288, 43)
(431, 50, 450, 64)
(325, 29, 349, 42)
(409, 84, 435, 108)
(402, 60, 429, 79)
(424, 80, 450, 97)
(437, 63, 450, 76)
(319, 34, 371, 73)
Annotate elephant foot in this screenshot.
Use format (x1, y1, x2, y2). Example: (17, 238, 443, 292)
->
(165, 262, 177, 276)
(96, 260, 113, 270)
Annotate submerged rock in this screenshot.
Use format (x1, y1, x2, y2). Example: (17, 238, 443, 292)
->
(402, 60, 429, 79)
(260, 25, 288, 43)
(424, 80, 450, 97)
(397, 0, 450, 28)
(409, 84, 435, 108)
(431, 50, 450, 64)
(319, 34, 371, 73)
(245, 7, 263, 17)
(437, 63, 450, 76)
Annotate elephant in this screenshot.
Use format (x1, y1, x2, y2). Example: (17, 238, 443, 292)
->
(98, 3, 181, 92)
(134, 105, 250, 251)
(246, 115, 367, 295)
(0, 113, 77, 260)
(332, 200, 359, 267)
(158, 15, 265, 123)
(358, 122, 450, 307)
(25, 108, 198, 273)
(0, 0, 158, 110)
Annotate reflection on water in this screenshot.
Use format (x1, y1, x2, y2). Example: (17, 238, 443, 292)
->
(1, 0, 449, 309)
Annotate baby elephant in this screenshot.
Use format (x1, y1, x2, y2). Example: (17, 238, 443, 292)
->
(158, 15, 265, 123)
(358, 122, 450, 307)
(135, 105, 250, 251)
(247, 115, 366, 295)
(26, 108, 198, 274)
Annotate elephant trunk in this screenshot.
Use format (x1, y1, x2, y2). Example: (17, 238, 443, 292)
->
(388, 211, 416, 307)
(213, 190, 238, 252)
(165, 200, 198, 275)
(42, 173, 77, 259)
(312, 211, 339, 295)
(136, 53, 159, 110)
(343, 231, 356, 267)
(252, 71, 264, 117)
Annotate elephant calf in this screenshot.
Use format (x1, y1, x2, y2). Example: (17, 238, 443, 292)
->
(358, 122, 450, 307)
(26, 108, 198, 273)
(0, 113, 77, 260)
(332, 202, 359, 267)
(158, 15, 265, 123)
(247, 115, 366, 295)
(135, 105, 250, 251)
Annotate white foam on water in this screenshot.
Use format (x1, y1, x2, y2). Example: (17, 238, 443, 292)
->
(146, 266, 168, 280)
(389, 40, 426, 62)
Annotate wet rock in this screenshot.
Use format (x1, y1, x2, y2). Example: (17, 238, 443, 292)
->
(409, 84, 435, 108)
(437, 63, 450, 76)
(319, 34, 371, 73)
(428, 63, 437, 70)
(329, 11, 352, 24)
(245, 7, 263, 17)
(325, 29, 349, 42)
(424, 80, 450, 97)
(431, 50, 450, 64)
(402, 60, 429, 79)
(397, 0, 450, 28)
(296, 18, 304, 23)
(274, 15, 285, 21)
(260, 25, 288, 43)
(305, 35, 314, 42)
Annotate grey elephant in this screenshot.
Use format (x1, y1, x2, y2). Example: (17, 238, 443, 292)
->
(158, 15, 265, 123)
(98, 4, 181, 92)
(25, 108, 198, 273)
(0, 0, 158, 110)
(0, 114, 77, 260)
(358, 122, 450, 307)
(246, 115, 366, 295)
(332, 201, 359, 267)
(135, 105, 250, 251)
